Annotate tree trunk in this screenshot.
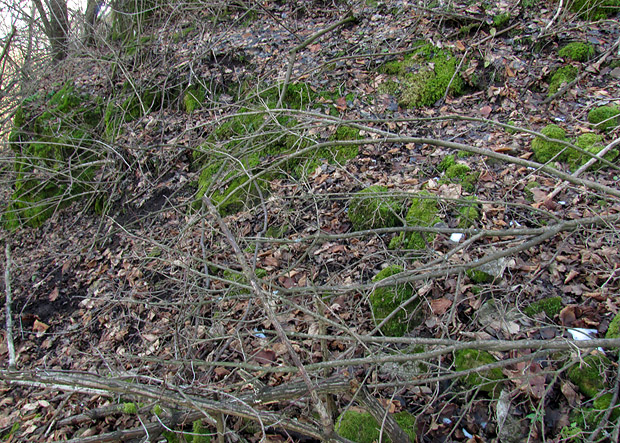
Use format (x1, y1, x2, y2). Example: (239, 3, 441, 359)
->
(32, 0, 70, 61)
(83, 0, 98, 47)
(47, 0, 69, 60)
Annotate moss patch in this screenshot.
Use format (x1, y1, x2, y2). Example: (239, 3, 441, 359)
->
(348, 185, 402, 231)
(605, 313, 620, 339)
(588, 105, 620, 131)
(389, 191, 440, 250)
(567, 354, 611, 398)
(524, 296, 563, 318)
(335, 410, 417, 443)
(184, 85, 206, 113)
(559, 42, 595, 61)
(194, 83, 360, 215)
(569, 0, 620, 20)
(369, 265, 417, 337)
(379, 43, 464, 108)
(531, 124, 568, 163)
(547, 65, 579, 96)
(568, 132, 617, 170)
(455, 197, 480, 229)
(4, 82, 104, 229)
(454, 349, 505, 394)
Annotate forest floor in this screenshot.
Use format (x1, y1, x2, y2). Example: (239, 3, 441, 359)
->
(1, 1, 620, 442)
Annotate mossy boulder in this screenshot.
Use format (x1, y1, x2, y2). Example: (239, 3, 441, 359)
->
(348, 185, 402, 231)
(389, 191, 440, 250)
(567, 354, 611, 398)
(568, 132, 617, 170)
(4, 82, 104, 229)
(453, 349, 505, 394)
(605, 313, 620, 339)
(531, 124, 568, 163)
(370, 265, 418, 337)
(588, 105, 620, 131)
(547, 65, 579, 96)
(559, 42, 595, 62)
(379, 43, 464, 108)
(524, 296, 563, 318)
(335, 410, 416, 443)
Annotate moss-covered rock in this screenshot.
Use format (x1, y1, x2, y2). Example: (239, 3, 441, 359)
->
(547, 65, 579, 96)
(531, 124, 568, 163)
(588, 105, 620, 131)
(335, 410, 417, 443)
(379, 43, 464, 108)
(370, 265, 417, 337)
(605, 313, 620, 339)
(568, 132, 617, 170)
(4, 82, 104, 229)
(453, 349, 505, 394)
(567, 354, 611, 398)
(389, 191, 440, 250)
(524, 296, 563, 318)
(559, 42, 595, 62)
(348, 185, 402, 231)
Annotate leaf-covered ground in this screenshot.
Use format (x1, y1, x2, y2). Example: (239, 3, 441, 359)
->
(1, 1, 620, 442)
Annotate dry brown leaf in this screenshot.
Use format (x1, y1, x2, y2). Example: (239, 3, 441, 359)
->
(431, 298, 452, 315)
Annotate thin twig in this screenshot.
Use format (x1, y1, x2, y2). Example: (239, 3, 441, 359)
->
(4, 243, 16, 370)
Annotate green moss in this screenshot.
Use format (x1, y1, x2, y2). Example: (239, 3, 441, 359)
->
(569, 0, 620, 20)
(588, 105, 620, 131)
(370, 265, 417, 337)
(379, 43, 464, 108)
(297, 125, 361, 178)
(184, 86, 205, 113)
(456, 197, 480, 229)
(122, 402, 138, 414)
(335, 410, 416, 443)
(567, 354, 611, 398)
(348, 185, 402, 231)
(568, 132, 616, 170)
(438, 154, 456, 172)
(493, 12, 511, 29)
(559, 42, 595, 62)
(389, 191, 440, 250)
(524, 181, 541, 201)
(152, 404, 163, 416)
(548, 65, 579, 96)
(531, 124, 568, 163)
(559, 424, 584, 441)
(443, 163, 477, 192)
(4, 83, 104, 229)
(466, 269, 494, 284)
(605, 313, 620, 339)
(524, 296, 563, 318)
(189, 420, 211, 443)
(453, 349, 505, 394)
